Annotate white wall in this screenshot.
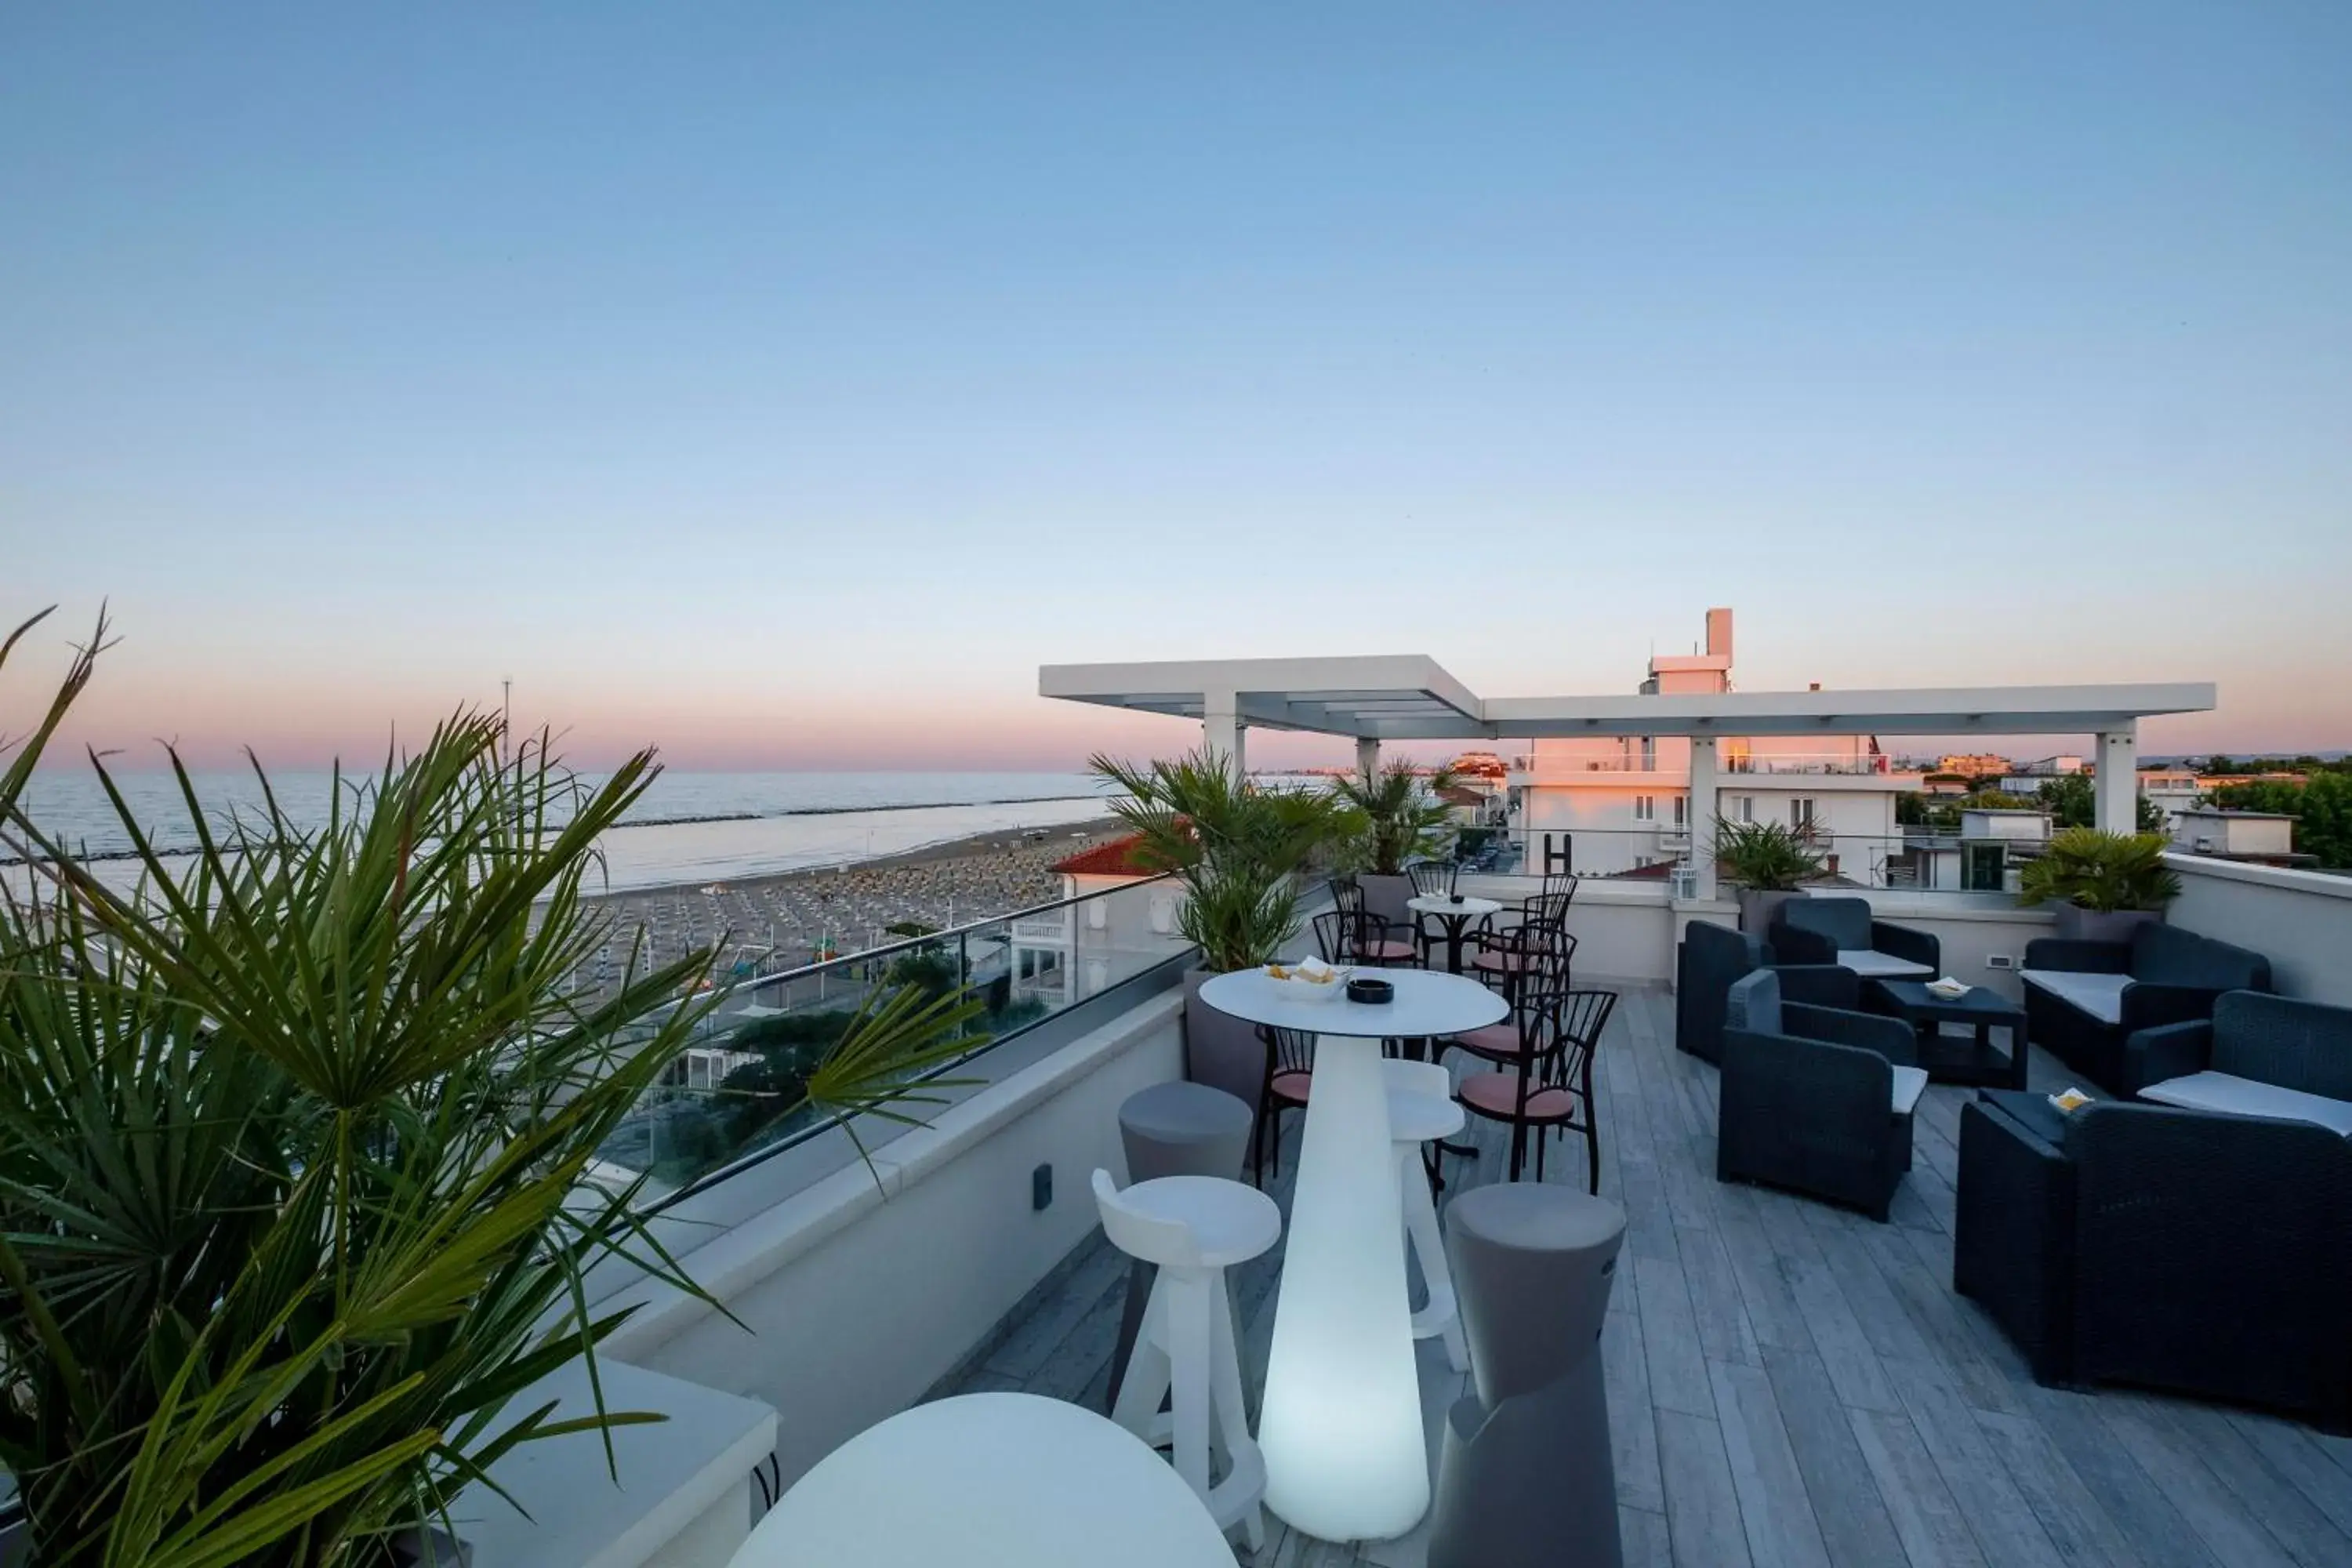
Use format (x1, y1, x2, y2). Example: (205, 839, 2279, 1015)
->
(2165, 855, 2352, 1007)
(600, 993, 1186, 1485)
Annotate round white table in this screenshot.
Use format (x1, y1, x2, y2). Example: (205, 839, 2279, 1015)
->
(1196, 965, 1508, 1542)
(730, 1392, 1236, 1567)
(1406, 894, 1504, 974)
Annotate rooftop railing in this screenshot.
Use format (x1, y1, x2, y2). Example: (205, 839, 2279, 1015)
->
(1509, 752, 1918, 778)
(597, 873, 1190, 1205)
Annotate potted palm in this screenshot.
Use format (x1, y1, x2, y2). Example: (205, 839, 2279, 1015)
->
(1091, 750, 1337, 1115)
(0, 611, 978, 1567)
(2018, 827, 2182, 942)
(1329, 761, 1461, 925)
(1713, 817, 1825, 934)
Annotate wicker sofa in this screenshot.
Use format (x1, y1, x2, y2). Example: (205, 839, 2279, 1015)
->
(1673, 920, 1859, 1065)
(1767, 895, 1940, 979)
(1955, 1090, 2352, 1430)
(2121, 989, 2352, 1102)
(1715, 969, 1927, 1221)
(2018, 923, 2271, 1094)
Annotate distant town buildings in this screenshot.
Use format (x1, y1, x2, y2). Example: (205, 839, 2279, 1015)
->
(2170, 808, 2312, 867)
(1508, 608, 1920, 885)
(1936, 753, 2014, 778)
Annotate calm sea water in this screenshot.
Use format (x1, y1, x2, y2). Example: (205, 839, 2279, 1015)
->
(9, 768, 1116, 895)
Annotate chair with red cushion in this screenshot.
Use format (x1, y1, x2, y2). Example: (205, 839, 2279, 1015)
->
(1468, 920, 1575, 1003)
(1330, 878, 1418, 967)
(1457, 988, 1617, 1189)
(1251, 1025, 1318, 1187)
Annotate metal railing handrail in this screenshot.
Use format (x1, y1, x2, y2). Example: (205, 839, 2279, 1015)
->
(733, 869, 1179, 996)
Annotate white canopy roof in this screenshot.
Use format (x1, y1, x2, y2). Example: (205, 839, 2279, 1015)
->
(1038, 656, 2215, 741)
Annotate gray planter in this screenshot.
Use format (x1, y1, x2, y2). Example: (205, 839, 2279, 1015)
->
(1182, 967, 1267, 1138)
(1736, 887, 1798, 938)
(1357, 872, 1416, 929)
(2053, 905, 2161, 944)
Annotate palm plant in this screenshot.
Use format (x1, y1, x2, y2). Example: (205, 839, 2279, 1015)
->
(1327, 761, 1461, 875)
(2017, 827, 2183, 912)
(1089, 749, 1337, 972)
(0, 614, 979, 1566)
(1712, 818, 1824, 890)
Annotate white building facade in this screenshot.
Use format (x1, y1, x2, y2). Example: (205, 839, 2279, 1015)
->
(1506, 609, 1922, 885)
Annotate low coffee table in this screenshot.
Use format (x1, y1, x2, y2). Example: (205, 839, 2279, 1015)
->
(1869, 979, 2028, 1090)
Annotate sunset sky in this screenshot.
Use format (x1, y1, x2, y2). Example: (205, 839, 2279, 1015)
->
(6, 4, 2347, 774)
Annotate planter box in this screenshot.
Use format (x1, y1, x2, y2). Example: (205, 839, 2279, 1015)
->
(2053, 905, 2163, 944)
(1183, 967, 1266, 1141)
(1736, 887, 1798, 938)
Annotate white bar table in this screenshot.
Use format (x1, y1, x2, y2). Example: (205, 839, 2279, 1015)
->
(1198, 966, 1507, 1542)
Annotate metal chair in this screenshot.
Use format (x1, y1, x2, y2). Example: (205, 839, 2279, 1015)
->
(1251, 1025, 1317, 1187)
(1408, 860, 1460, 898)
(1469, 919, 1575, 1002)
(1457, 988, 1616, 1188)
(1327, 879, 1416, 965)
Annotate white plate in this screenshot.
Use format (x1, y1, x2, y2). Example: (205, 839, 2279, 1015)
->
(1262, 965, 1350, 1004)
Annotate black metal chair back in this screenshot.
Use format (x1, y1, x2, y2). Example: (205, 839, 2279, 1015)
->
(1311, 909, 1351, 964)
(1490, 983, 1614, 1187)
(1253, 1024, 1319, 1185)
(1408, 860, 1459, 898)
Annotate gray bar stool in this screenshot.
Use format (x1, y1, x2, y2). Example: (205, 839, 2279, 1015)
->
(1428, 1182, 1628, 1568)
(1105, 1080, 1255, 1411)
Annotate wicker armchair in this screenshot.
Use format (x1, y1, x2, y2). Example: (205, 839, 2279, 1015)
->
(1955, 1091, 2352, 1431)
(1767, 895, 1939, 978)
(1715, 970, 1926, 1221)
(2121, 989, 2352, 1102)
(1672, 920, 1860, 1065)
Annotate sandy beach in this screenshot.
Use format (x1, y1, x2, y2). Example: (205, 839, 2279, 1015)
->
(570, 817, 1133, 996)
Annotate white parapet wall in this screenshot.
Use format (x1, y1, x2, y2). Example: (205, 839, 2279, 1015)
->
(599, 989, 1186, 1486)
(2165, 855, 2352, 1007)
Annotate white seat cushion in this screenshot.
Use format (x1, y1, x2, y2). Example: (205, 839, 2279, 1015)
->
(1889, 1065, 1929, 1116)
(2018, 968, 2132, 1025)
(2140, 1071, 2352, 1137)
(1837, 949, 1935, 979)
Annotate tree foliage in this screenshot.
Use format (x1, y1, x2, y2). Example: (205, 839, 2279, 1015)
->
(0, 607, 982, 1565)
(1326, 761, 1461, 876)
(1089, 749, 1337, 973)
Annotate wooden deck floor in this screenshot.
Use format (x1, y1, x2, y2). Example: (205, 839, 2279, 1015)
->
(936, 984, 2352, 1566)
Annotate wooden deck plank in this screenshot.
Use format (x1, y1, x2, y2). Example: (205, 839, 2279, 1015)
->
(940, 985, 2342, 1568)
(1656, 1408, 1757, 1568)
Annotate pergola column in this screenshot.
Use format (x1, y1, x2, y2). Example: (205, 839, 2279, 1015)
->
(1201, 690, 1243, 778)
(1687, 735, 1719, 901)
(1356, 735, 1381, 779)
(2095, 725, 2139, 834)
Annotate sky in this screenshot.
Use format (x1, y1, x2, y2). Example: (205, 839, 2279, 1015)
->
(5, 2, 2348, 775)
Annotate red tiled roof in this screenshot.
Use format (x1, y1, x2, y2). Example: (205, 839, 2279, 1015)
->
(1053, 833, 1160, 877)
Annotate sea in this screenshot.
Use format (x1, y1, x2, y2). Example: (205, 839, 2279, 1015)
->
(5, 768, 1119, 897)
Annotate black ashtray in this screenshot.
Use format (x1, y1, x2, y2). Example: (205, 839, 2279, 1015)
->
(1346, 977, 1395, 1005)
(1448, 893, 1466, 904)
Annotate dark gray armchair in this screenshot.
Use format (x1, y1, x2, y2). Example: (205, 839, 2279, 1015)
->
(1769, 895, 1939, 977)
(2122, 989, 2352, 1102)
(1716, 969, 1926, 1221)
(1673, 920, 1857, 1065)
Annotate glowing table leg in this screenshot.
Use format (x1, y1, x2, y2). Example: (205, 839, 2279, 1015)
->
(1256, 1034, 1429, 1541)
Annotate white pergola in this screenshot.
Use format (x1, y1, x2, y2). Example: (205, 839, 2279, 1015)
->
(1039, 655, 2217, 898)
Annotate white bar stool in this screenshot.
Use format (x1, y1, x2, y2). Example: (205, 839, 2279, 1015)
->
(1383, 1057, 1472, 1373)
(1094, 1168, 1282, 1551)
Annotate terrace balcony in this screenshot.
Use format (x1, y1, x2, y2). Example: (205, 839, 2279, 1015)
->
(493, 846, 2352, 1568)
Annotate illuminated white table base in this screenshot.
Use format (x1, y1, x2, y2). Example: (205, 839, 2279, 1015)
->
(1197, 967, 1507, 1542)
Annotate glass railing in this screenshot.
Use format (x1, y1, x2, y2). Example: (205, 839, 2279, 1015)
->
(593, 873, 1192, 1201)
(1510, 751, 1915, 779)
(1499, 823, 2034, 895)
